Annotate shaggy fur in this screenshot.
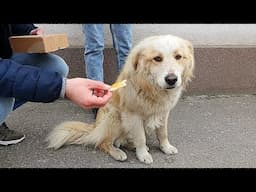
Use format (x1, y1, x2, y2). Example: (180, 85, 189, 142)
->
(46, 34, 195, 164)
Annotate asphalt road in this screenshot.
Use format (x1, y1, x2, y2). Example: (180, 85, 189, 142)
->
(1, 94, 256, 168)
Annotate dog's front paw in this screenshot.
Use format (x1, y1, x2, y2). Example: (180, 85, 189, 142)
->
(160, 144, 178, 155)
(136, 148, 153, 164)
(109, 148, 127, 161)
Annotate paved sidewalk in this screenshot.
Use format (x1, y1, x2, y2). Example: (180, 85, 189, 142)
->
(1, 94, 256, 168)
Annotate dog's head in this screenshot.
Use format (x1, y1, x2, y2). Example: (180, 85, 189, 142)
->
(125, 35, 194, 90)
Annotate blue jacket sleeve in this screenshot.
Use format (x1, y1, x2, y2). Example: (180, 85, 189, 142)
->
(0, 58, 63, 102)
(11, 24, 37, 36)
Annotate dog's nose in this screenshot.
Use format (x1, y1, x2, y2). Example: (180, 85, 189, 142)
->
(165, 74, 178, 86)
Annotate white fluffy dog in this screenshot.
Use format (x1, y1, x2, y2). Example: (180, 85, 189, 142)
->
(46, 34, 195, 164)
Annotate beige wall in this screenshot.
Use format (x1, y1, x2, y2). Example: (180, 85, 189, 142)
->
(37, 24, 256, 48)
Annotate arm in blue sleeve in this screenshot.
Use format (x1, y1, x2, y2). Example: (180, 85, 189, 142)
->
(11, 24, 37, 36)
(0, 58, 63, 102)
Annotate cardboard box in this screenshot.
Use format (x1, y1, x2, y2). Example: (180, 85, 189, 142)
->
(9, 33, 69, 53)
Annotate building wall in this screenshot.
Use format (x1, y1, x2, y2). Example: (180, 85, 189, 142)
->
(36, 24, 256, 95)
(37, 24, 256, 48)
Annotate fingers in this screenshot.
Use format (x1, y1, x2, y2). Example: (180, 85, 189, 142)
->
(87, 79, 111, 90)
(30, 27, 44, 35)
(65, 78, 113, 109)
(91, 90, 112, 100)
(89, 79, 112, 100)
(90, 91, 112, 106)
(102, 89, 112, 99)
(92, 89, 106, 97)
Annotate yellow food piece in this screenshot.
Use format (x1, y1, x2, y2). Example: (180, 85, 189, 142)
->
(110, 80, 127, 91)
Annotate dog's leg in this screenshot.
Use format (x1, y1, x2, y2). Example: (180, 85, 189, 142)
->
(97, 114, 127, 162)
(98, 138, 127, 161)
(133, 128, 153, 164)
(156, 112, 178, 155)
(115, 137, 135, 151)
(123, 113, 153, 164)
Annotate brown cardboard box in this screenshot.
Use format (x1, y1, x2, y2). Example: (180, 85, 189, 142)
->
(9, 33, 69, 53)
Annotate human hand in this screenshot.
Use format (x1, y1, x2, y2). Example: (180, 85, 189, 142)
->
(65, 78, 112, 109)
(30, 27, 44, 35)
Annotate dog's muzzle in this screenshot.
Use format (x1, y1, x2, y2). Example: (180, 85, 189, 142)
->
(165, 73, 178, 89)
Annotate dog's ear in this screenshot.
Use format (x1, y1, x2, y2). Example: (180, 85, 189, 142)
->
(132, 52, 140, 70)
(127, 46, 141, 71)
(182, 40, 195, 88)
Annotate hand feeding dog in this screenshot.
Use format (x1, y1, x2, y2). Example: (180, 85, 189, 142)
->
(46, 34, 195, 164)
(92, 80, 127, 97)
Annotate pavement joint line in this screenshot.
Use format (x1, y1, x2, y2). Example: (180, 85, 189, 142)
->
(182, 94, 256, 100)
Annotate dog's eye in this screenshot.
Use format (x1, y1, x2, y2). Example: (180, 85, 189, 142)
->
(153, 56, 163, 62)
(175, 54, 182, 60)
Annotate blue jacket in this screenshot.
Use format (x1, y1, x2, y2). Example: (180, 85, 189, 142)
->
(0, 24, 63, 102)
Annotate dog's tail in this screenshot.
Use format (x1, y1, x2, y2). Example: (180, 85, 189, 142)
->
(46, 121, 105, 149)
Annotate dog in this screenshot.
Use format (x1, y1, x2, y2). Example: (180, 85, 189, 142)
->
(46, 34, 195, 164)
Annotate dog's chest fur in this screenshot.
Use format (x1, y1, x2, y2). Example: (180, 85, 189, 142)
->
(119, 84, 182, 133)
